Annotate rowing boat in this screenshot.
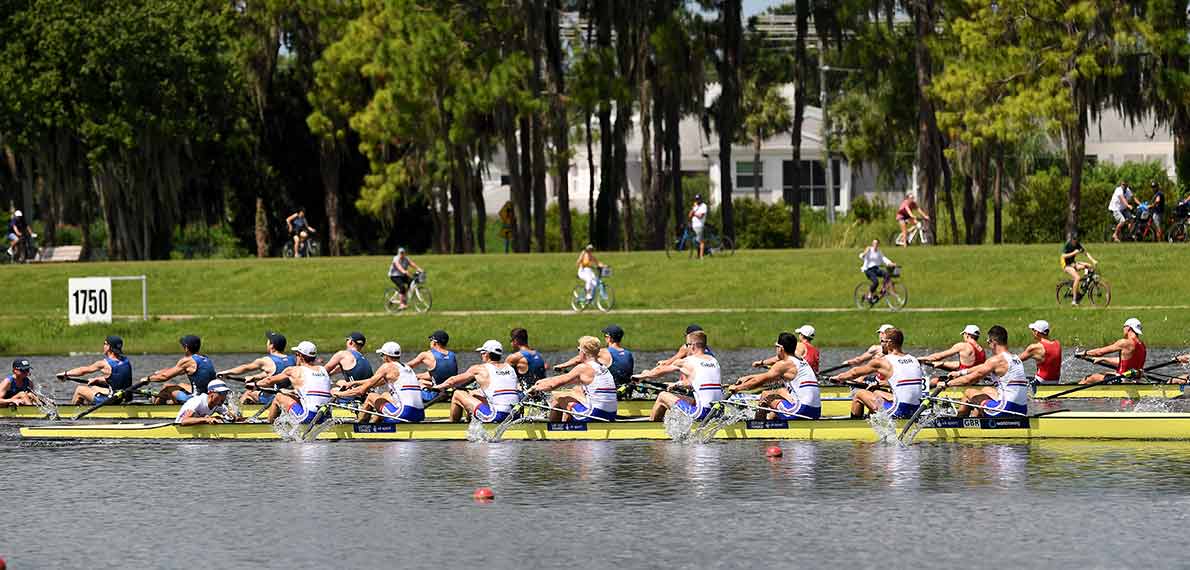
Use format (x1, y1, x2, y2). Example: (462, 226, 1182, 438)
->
(19, 412, 1190, 441)
(4, 383, 1185, 420)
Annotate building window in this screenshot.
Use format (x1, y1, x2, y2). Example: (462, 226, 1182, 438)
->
(736, 161, 764, 190)
(782, 160, 840, 207)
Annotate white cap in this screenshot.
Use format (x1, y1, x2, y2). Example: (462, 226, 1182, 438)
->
(795, 325, 816, 339)
(207, 379, 231, 394)
(376, 341, 402, 357)
(13, 210, 21, 217)
(1028, 320, 1050, 334)
(294, 341, 317, 357)
(1124, 318, 1143, 335)
(877, 324, 895, 334)
(962, 325, 980, 337)
(476, 339, 504, 356)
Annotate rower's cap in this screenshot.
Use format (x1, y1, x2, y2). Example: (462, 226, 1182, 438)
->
(265, 331, 287, 351)
(601, 324, 625, 342)
(795, 325, 816, 339)
(179, 335, 202, 353)
(876, 324, 895, 334)
(685, 324, 704, 335)
(105, 335, 124, 354)
(294, 341, 318, 357)
(11, 358, 31, 371)
(346, 331, 366, 346)
(207, 379, 231, 394)
(962, 325, 980, 337)
(377, 341, 402, 358)
(1028, 320, 1050, 335)
(476, 340, 504, 356)
(1124, 317, 1143, 335)
(428, 330, 450, 345)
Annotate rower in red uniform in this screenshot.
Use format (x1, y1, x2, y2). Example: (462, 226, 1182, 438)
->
(921, 325, 985, 372)
(794, 325, 820, 374)
(1078, 318, 1146, 385)
(1019, 320, 1062, 385)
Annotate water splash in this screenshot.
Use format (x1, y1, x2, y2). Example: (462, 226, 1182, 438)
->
(466, 417, 490, 442)
(1132, 397, 1173, 413)
(663, 409, 695, 441)
(270, 408, 335, 442)
(867, 409, 900, 445)
(224, 391, 242, 420)
(32, 389, 59, 420)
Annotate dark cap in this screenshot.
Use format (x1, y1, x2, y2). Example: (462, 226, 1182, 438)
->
(693, 194, 703, 201)
(265, 331, 287, 351)
(601, 324, 625, 342)
(11, 358, 31, 371)
(428, 330, 449, 345)
(685, 324, 703, 335)
(346, 331, 366, 346)
(104, 335, 124, 354)
(179, 335, 202, 353)
(775, 332, 798, 354)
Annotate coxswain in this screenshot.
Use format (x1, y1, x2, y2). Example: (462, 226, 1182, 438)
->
(932, 325, 1028, 417)
(1019, 320, 1062, 386)
(636, 329, 723, 421)
(150, 335, 216, 404)
(506, 328, 547, 387)
(1078, 318, 1146, 385)
(828, 328, 924, 418)
(729, 332, 819, 420)
(219, 331, 294, 405)
(67, 336, 134, 405)
(407, 330, 458, 404)
(175, 380, 237, 425)
(252, 341, 333, 423)
(528, 336, 617, 422)
(921, 325, 985, 372)
(333, 341, 423, 423)
(429, 340, 519, 423)
(0, 359, 40, 407)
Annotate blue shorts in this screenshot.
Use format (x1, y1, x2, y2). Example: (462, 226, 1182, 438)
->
(568, 402, 616, 423)
(984, 399, 1028, 417)
(380, 402, 425, 423)
(775, 399, 821, 420)
(882, 400, 920, 418)
(93, 392, 111, 405)
(174, 390, 193, 403)
(257, 391, 275, 405)
(420, 389, 440, 404)
(674, 398, 713, 420)
(474, 402, 510, 423)
(287, 402, 324, 424)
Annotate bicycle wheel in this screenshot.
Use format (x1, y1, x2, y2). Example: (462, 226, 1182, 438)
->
(854, 283, 874, 310)
(890, 230, 906, 247)
(596, 283, 615, 312)
(719, 236, 735, 256)
(884, 281, 908, 311)
(570, 284, 588, 312)
(383, 288, 403, 314)
(282, 244, 295, 258)
(306, 241, 320, 257)
(1168, 222, 1187, 243)
(411, 286, 432, 313)
(1088, 280, 1111, 307)
(1055, 281, 1074, 305)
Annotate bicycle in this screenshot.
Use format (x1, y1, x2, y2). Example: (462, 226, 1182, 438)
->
(1056, 265, 1111, 307)
(892, 221, 930, 246)
(384, 271, 432, 313)
(853, 266, 908, 311)
(282, 231, 320, 258)
(1166, 204, 1188, 243)
(1, 232, 38, 264)
(571, 266, 614, 312)
(665, 224, 735, 258)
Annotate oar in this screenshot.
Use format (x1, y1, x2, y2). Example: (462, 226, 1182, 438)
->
(326, 401, 409, 423)
(1042, 372, 1136, 400)
(926, 395, 1028, 417)
(819, 363, 849, 376)
(520, 400, 611, 422)
(1077, 354, 1182, 376)
(217, 374, 256, 383)
(898, 386, 945, 442)
(56, 374, 92, 385)
(300, 404, 334, 440)
(74, 377, 151, 420)
(718, 398, 816, 421)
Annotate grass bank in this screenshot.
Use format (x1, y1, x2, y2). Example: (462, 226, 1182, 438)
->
(2, 243, 1188, 354)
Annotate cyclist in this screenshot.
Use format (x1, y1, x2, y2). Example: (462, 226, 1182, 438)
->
(895, 193, 929, 247)
(689, 194, 708, 259)
(286, 207, 316, 257)
(1149, 181, 1166, 241)
(1077, 318, 1145, 385)
(387, 247, 422, 310)
(576, 245, 606, 303)
(1108, 181, 1135, 242)
(7, 210, 28, 259)
(1060, 235, 1097, 305)
(507, 327, 548, 386)
(859, 239, 897, 304)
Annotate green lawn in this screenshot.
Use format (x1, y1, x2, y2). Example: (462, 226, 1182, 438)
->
(2, 243, 1188, 354)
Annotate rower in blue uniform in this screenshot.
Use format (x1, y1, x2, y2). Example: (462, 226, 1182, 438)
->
(657, 324, 714, 366)
(326, 331, 374, 402)
(408, 330, 457, 404)
(0, 358, 40, 407)
(507, 328, 547, 387)
(218, 331, 294, 405)
(554, 324, 636, 396)
(151, 335, 216, 404)
(67, 336, 134, 405)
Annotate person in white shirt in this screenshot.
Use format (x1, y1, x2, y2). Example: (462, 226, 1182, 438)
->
(1109, 181, 1135, 242)
(859, 239, 897, 302)
(175, 380, 235, 425)
(387, 247, 422, 310)
(689, 194, 708, 259)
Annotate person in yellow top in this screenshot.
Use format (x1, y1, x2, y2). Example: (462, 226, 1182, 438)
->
(576, 245, 606, 302)
(1060, 235, 1097, 305)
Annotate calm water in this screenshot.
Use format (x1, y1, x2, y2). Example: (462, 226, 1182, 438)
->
(4, 349, 1190, 569)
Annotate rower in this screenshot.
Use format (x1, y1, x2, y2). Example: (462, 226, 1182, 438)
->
(554, 325, 636, 389)
(332, 341, 423, 423)
(150, 335, 216, 404)
(1077, 318, 1146, 385)
(921, 325, 985, 372)
(429, 340, 519, 423)
(528, 336, 617, 422)
(636, 330, 723, 421)
(1019, 320, 1061, 386)
(932, 325, 1028, 417)
(728, 332, 819, 420)
(840, 324, 893, 368)
(827, 328, 924, 418)
(67, 336, 134, 405)
(252, 341, 333, 423)
(752, 325, 820, 374)
(407, 330, 458, 404)
(657, 324, 714, 366)
(0, 359, 39, 407)
(325, 332, 374, 399)
(506, 327, 547, 387)
(218, 331, 294, 405)
(175, 380, 236, 426)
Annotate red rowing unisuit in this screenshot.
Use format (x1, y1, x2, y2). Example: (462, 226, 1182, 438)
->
(958, 338, 986, 370)
(1036, 338, 1062, 382)
(1117, 339, 1146, 374)
(802, 343, 820, 374)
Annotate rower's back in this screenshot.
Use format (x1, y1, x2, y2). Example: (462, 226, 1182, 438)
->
(687, 353, 723, 409)
(295, 364, 333, 411)
(583, 360, 619, 414)
(885, 353, 925, 407)
(783, 355, 819, 408)
(388, 362, 424, 410)
(991, 352, 1029, 406)
(481, 362, 520, 414)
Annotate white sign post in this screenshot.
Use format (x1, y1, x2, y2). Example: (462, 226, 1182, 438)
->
(68, 277, 113, 326)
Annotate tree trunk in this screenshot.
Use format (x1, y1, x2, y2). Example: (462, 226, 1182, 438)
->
(586, 109, 596, 246)
(666, 99, 683, 235)
(993, 146, 1003, 244)
(594, 0, 617, 249)
(545, 0, 573, 251)
(615, 102, 633, 250)
(518, 115, 535, 251)
(319, 139, 343, 256)
(501, 106, 529, 253)
(717, 0, 741, 240)
(971, 152, 989, 244)
(526, 0, 548, 253)
(254, 196, 268, 257)
(434, 185, 450, 253)
(640, 35, 662, 250)
(912, 0, 941, 241)
(961, 171, 975, 244)
(788, 0, 808, 248)
(471, 153, 487, 253)
(650, 83, 667, 250)
(1175, 108, 1189, 192)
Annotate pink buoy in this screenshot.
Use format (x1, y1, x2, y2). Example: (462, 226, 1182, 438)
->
(473, 487, 495, 501)
(765, 446, 783, 458)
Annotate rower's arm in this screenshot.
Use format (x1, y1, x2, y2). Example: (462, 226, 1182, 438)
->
(597, 348, 612, 367)
(1017, 343, 1042, 362)
(1178, 354, 1190, 365)
(404, 351, 431, 371)
(752, 355, 778, 368)
(220, 358, 266, 377)
(149, 359, 189, 383)
(257, 368, 296, 389)
(657, 345, 688, 366)
(335, 366, 389, 398)
(832, 360, 883, 383)
(506, 352, 526, 373)
(1085, 339, 1128, 358)
(941, 358, 997, 386)
(553, 353, 582, 371)
(635, 363, 680, 380)
(176, 411, 217, 426)
(65, 360, 105, 379)
(730, 364, 785, 393)
(0, 379, 15, 405)
(921, 343, 961, 362)
(532, 368, 583, 392)
(433, 365, 480, 391)
(323, 352, 346, 376)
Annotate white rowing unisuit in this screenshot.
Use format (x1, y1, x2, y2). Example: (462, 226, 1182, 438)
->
(387, 362, 423, 410)
(174, 393, 226, 423)
(782, 355, 820, 408)
(688, 354, 723, 410)
(482, 363, 519, 413)
(990, 353, 1029, 407)
(298, 366, 333, 411)
(582, 361, 618, 414)
(886, 354, 925, 407)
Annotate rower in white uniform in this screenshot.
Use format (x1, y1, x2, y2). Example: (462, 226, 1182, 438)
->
(251, 341, 333, 424)
(635, 329, 723, 421)
(332, 341, 424, 423)
(828, 328, 924, 418)
(430, 340, 520, 423)
(728, 332, 820, 420)
(932, 325, 1029, 417)
(174, 380, 236, 426)
(527, 336, 617, 422)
